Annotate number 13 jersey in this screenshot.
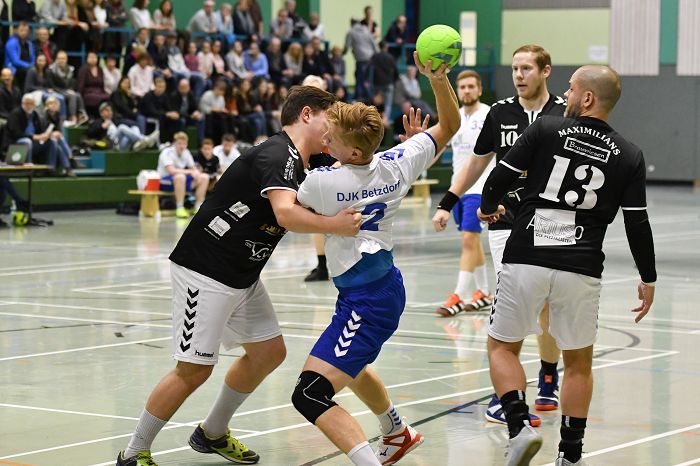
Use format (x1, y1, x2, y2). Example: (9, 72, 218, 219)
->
(297, 132, 437, 279)
(499, 115, 647, 278)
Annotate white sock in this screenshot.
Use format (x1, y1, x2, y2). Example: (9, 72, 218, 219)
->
(454, 270, 473, 297)
(176, 201, 184, 209)
(474, 264, 489, 294)
(194, 201, 203, 209)
(348, 441, 381, 465)
(123, 409, 167, 458)
(201, 383, 250, 438)
(378, 403, 404, 435)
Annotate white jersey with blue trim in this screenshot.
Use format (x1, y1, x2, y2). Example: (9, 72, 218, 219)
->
(450, 102, 494, 194)
(298, 132, 437, 277)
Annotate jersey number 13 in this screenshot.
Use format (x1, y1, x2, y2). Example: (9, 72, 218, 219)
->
(539, 155, 605, 209)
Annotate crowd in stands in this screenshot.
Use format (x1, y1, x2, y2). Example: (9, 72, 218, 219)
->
(0, 0, 428, 195)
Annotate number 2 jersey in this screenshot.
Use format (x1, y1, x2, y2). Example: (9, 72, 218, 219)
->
(489, 115, 647, 278)
(297, 132, 437, 286)
(474, 94, 566, 230)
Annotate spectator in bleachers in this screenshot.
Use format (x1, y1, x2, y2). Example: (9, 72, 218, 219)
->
(360, 5, 380, 38)
(24, 54, 67, 117)
(110, 76, 146, 132)
(164, 78, 203, 143)
(283, 41, 303, 83)
(226, 39, 250, 81)
(233, 0, 257, 38)
(138, 75, 168, 141)
(184, 41, 200, 74)
(167, 33, 205, 98)
(78, 51, 110, 117)
(188, 0, 218, 38)
(392, 99, 411, 144)
(302, 42, 322, 79)
(265, 37, 291, 87)
(86, 100, 158, 150)
(330, 45, 345, 87)
(258, 79, 282, 134)
(283, 0, 300, 25)
(153, 0, 176, 31)
(303, 12, 325, 41)
(123, 27, 150, 72)
(194, 137, 221, 184)
(197, 40, 215, 81)
(4, 22, 34, 88)
(105, 0, 129, 55)
(243, 41, 268, 80)
(393, 65, 434, 118)
(248, 0, 264, 38)
(199, 79, 233, 143)
(0, 68, 21, 130)
(47, 50, 88, 126)
(33, 28, 57, 65)
(38, 0, 70, 25)
(12, 0, 37, 22)
(127, 51, 154, 98)
(44, 96, 77, 176)
(7, 94, 58, 174)
(148, 32, 174, 84)
(214, 3, 235, 48)
(384, 15, 409, 59)
(370, 40, 398, 120)
(64, 0, 90, 68)
(130, 0, 158, 30)
(157, 131, 208, 217)
(236, 77, 265, 140)
(210, 39, 234, 82)
(269, 8, 293, 40)
(102, 55, 121, 95)
(309, 36, 333, 87)
(343, 18, 377, 101)
(88, 0, 109, 51)
(213, 132, 240, 171)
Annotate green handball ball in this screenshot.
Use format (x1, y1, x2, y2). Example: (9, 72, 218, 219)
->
(416, 24, 462, 71)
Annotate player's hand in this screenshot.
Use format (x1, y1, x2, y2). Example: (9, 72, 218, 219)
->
(477, 205, 505, 223)
(632, 282, 655, 323)
(400, 106, 430, 143)
(432, 209, 450, 232)
(332, 207, 362, 236)
(413, 51, 450, 80)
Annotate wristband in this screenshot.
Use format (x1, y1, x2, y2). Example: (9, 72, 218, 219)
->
(642, 281, 656, 287)
(437, 191, 459, 212)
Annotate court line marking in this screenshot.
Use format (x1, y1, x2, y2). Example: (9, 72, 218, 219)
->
(0, 337, 171, 362)
(0, 257, 167, 277)
(542, 422, 700, 466)
(675, 459, 700, 466)
(0, 301, 171, 317)
(0, 312, 170, 329)
(0, 256, 165, 273)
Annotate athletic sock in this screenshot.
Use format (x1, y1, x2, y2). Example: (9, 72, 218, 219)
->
(540, 359, 559, 379)
(317, 254, 327, 271)
(201, 384, 250, 438)
(124, 409, 167, 458)
(176, 201, 184, 209)
(559, 416, 587, 462)
(454, 270, 473, 297)
(500, 390, 530, 439)
(348, 441, 381, 465)
(378, 403, 404, 435)
(474, 264, 489, 294)
(194, 201, 203, 210)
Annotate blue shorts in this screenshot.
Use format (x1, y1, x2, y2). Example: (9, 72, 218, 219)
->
(310, 267, 406, 378)
(160, 175, 194, 192)
(452, 194, 484, 233)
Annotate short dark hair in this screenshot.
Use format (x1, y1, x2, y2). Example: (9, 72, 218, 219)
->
(222, 133, 236, 142)
(201, 138, 214, 146)
(281, 85, 336, 126)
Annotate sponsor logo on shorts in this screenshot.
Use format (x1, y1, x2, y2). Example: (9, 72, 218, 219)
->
(195, 350, 214, 358)
(563, 137, 610, 163)
(244, 240, 273, 261)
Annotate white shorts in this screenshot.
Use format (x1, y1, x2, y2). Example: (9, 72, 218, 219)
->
(488, 263, 602, 350)
(488, 229, 511, 276)
(170, 262, 282, 365)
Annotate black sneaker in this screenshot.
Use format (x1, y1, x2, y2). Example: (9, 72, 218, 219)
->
(304, 267, 329, 282)
(115, 450, 158, 465)
(189, 424, 260, 464)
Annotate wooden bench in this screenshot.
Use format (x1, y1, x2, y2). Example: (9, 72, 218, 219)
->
(127, 190, 174, 218)
(403, 179, 439, 207)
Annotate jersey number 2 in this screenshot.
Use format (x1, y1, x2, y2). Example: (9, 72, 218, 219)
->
(539, 155, 605, 209)
(360, 202, 387, 231)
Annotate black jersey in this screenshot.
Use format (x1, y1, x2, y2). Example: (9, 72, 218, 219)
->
(474, 94, 566, 230)
(489, 115, 647, 278)
(309, 151, 336, 169)
(170, 132, 305, 289)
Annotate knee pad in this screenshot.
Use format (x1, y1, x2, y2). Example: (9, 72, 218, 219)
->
(291, 370, 337, 424)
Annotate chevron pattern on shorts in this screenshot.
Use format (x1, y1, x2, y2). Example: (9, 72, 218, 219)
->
(334, 310, 362, 357)
(180, 287, 198, 352)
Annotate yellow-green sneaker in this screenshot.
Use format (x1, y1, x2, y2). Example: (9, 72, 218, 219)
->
(175, 207, 189, 218)
(189, 424, 260, 464)
(116, 450, 158, 466)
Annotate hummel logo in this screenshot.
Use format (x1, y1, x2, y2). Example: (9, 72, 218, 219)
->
(334, 311, 362, 357)
(288, 145, 299, 159)
(379, 447, 389, 457)
(187, 288, 199, 299)
(180, 287, 198, 353)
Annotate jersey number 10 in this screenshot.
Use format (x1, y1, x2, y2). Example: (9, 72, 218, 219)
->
(539, 155, 605, 209)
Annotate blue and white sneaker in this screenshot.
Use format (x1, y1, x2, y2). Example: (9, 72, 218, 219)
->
(485, 394, 541, 427)
(535, 372, 559, 411)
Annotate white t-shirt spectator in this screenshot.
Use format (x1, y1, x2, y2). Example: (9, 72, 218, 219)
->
(213, 144, 241, 171)
(127, 64, 155, 98)
(130, 7, 153, 29)
(158, 146, 195, 177)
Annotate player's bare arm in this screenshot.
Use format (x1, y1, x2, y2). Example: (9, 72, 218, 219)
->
(268, 189, 361, 236)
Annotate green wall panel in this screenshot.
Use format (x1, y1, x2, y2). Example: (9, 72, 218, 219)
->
(9, 177, 136, 205)
(660, 0, 678, 65)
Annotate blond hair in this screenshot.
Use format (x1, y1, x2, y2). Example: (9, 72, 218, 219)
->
(173, 131, 189, 142)
(326, 102, 384, 159)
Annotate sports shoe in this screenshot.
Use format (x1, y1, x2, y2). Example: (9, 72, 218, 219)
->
(555, 456, 589, 466)
(133, 138, 150, 152)
(435, 293, 465, 317)
(485, 395, 541, 427)
(375, 419, 424, 465)
(175, 207, 190, 218)
(505, 422, 542, 466)
(535, 372, 559, 411)
(304, 266, 329, 282)
(464, 290, 493, 312)
(116, 450, 158, 466)
(189, 424, 260, 464)
(146, 130, 160, 148)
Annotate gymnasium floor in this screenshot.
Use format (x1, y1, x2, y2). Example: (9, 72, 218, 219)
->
(1, 185, 699, 466)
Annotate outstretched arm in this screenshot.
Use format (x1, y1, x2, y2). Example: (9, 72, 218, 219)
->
(416, 52, 460, 154)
